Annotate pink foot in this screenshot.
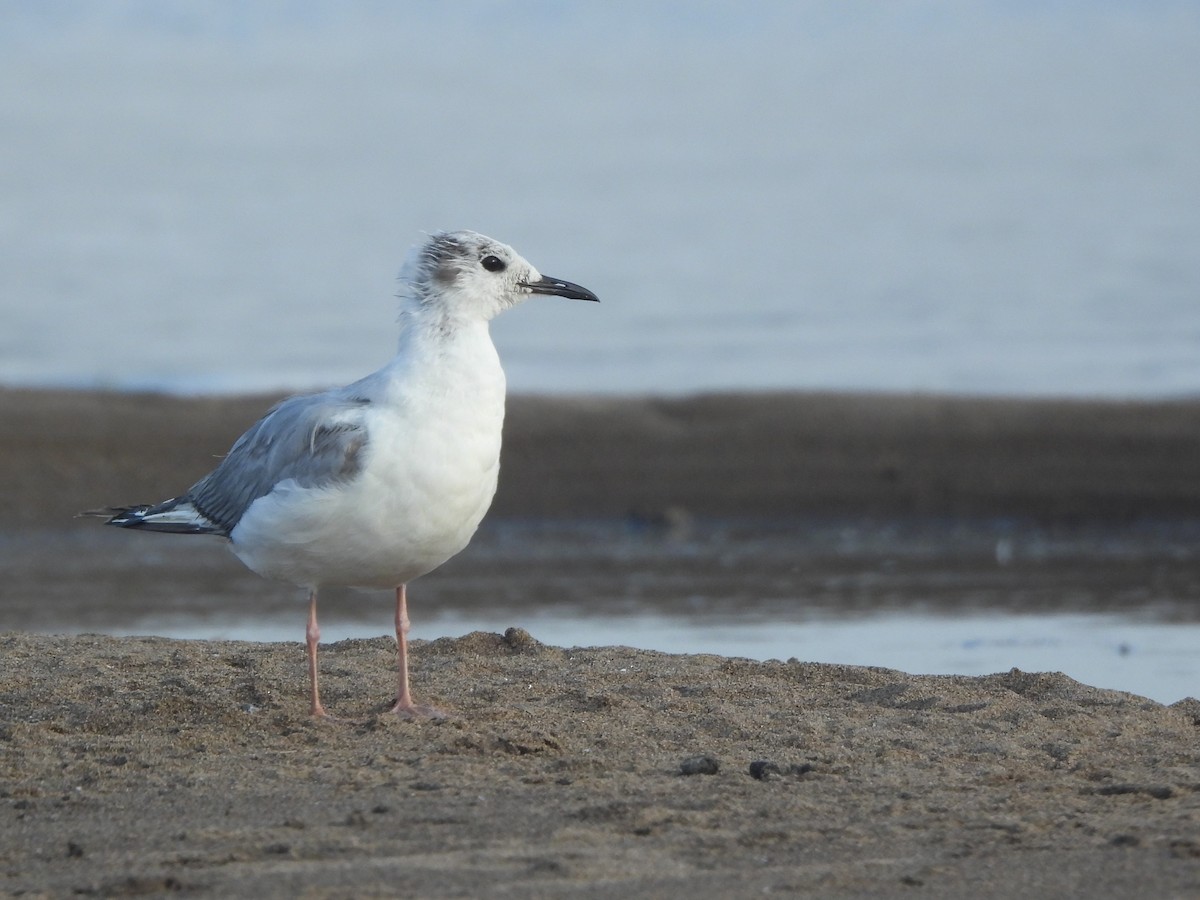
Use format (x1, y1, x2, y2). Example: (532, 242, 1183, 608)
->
(387, 584, 450, 720)
(388, 698, 451, 720)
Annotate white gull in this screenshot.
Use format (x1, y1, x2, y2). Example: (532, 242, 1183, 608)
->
(101, 231, 598, 718)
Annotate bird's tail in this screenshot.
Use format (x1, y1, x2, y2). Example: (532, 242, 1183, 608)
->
(81, 497, 223, 535)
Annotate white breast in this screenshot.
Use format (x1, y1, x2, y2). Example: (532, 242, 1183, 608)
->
(229, 322, 506, 589)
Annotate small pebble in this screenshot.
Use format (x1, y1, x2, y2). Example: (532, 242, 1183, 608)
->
(680, 755, 720, 776)
(502, 627, 539, 653)
(748, 760, 782, 781)
(748, 760, 815, 780)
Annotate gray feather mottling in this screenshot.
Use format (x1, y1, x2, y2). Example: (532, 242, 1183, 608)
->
(187, 393, 370, 535)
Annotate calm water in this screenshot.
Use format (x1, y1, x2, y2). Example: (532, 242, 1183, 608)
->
(10, 519, 1200, 704)
(98, 609, 1200, 707)
(2, 2, 1199, 397)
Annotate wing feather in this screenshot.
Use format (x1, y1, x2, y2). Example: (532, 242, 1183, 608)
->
(186, 393, 371, 535)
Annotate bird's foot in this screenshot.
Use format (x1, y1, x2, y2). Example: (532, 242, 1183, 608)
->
(388, 698, 451, 720)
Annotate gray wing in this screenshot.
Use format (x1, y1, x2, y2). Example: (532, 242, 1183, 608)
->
(187, 393, 371, 535)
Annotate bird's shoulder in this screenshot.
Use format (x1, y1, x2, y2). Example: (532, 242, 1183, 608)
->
(243, 391, 369, 455)
(186, 390, 375, 533)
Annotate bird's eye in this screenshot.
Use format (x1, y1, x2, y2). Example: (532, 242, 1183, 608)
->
(481, 255, 506, 273)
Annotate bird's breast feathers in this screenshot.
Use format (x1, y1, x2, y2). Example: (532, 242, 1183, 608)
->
(229, 392, 503, 588)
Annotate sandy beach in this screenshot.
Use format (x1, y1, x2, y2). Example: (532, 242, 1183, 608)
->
(2, 388, 1199, 897)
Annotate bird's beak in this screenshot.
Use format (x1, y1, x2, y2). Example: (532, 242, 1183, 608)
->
(522, 275, 600, 302)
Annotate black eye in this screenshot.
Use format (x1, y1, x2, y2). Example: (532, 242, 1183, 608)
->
(481, 255, 506, 273)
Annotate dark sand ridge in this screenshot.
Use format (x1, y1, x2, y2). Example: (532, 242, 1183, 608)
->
(5, 388, 1200, 526)
(1, 388, 1199, 896)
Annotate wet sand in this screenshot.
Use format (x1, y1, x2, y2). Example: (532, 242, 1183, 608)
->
(2, 389, 1200, 896)
(3, 632, 1199, 898)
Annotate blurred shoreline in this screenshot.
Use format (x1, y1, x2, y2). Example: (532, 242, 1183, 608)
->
(6, 386, 1199, 648)
(5, 386, 1200, 528)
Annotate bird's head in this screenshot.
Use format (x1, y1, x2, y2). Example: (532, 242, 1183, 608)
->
(398, 230, 598, 323)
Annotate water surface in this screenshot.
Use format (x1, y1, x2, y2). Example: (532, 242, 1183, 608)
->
(10, 517, 1198, 704)
(2, 2, 1198, 398)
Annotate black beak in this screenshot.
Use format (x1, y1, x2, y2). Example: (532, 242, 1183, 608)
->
(523, 275, 600, 302)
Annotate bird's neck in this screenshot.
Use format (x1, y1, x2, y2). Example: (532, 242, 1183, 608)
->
(375, 312, 504, 406)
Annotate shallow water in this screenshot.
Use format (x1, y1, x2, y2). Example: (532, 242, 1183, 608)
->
(107, 609, 1198, 707)
(12, 517, 1199, 705)
(2, 3, 1198, 398)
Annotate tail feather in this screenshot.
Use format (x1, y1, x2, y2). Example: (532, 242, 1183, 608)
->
(89, 497, 225, 536)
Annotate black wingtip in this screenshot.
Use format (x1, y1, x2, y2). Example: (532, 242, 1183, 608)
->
(105, 506, 149, 528)
(77, 506, 138, 523)
(87, 500, 226, 535)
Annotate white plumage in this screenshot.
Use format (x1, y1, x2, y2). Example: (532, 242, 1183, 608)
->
(104, 231, 598, 717)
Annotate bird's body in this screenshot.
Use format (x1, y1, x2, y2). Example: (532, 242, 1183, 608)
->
(226, 319, 505, 589)
(102, 231, 597, 717)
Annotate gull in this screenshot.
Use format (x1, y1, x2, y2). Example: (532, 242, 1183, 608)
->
(100, 231, 598, 718)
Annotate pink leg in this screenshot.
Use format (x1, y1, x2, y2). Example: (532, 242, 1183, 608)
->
(306, 590, 328, 718)
(389, 584, 448, 719)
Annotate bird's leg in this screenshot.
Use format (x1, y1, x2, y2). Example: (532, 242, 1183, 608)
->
(392, 584, 413, 710)
(306, 590, 329, 718)
(389, 584, 448, 719)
